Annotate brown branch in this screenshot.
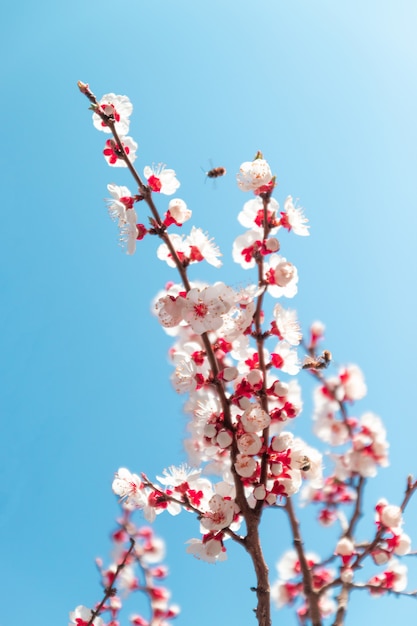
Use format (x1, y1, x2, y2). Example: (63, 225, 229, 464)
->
(329, 473, 364, 626)
(79, 81, 191, 290)
(245, 510, 272, 626)
(352, 476, 417, 571)
(285, 498, 322, 626)
(325, 578, 417, 626)
(87, 538, 135, 626)
(402, 476, 417, 512)
(332, 583, 350, 626)
(79, 87, 252, 527)
(79, 86, 280, 626)
(345, 476, 365, 538)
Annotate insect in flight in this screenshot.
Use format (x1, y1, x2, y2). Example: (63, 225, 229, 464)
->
(302, 350, 332, 370)
(206, 166, 227, 179)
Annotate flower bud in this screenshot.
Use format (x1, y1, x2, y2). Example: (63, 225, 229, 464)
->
(265, 237, 280, 253)
(217, 429, 233, 449)
(247, 369, 263, 386)
(222, 366, 238, 382)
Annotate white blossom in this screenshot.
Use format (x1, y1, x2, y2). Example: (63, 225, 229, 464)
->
(144, 164, 180, 195)
(237, 158, 272, 192)
(93, 93, 133, 136)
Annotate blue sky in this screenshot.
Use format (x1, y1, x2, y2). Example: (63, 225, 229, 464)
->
(1, 1, 417, 625)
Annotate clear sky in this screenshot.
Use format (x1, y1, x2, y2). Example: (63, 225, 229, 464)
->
(1, 1, 417, 625)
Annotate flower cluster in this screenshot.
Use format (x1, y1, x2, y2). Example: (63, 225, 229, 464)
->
(78, 84, 417, 626)
(271, 550, 336, 621)
(272, 325, 414, 617)
(80, 84, 182, 255)
(69, 512, 179, 626)
(300, 348, 389, 526)
(108, 149, 328, 560)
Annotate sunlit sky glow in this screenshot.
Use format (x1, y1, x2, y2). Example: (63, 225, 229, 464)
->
(2, 2, 417, 625)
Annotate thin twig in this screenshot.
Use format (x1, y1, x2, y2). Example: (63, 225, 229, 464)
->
(141, 475, 246, 546)
(285, 498, 322, 626)
(87, 538, 135, 625)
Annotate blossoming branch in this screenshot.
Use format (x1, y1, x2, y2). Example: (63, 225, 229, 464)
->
(74, 83, 417, 626)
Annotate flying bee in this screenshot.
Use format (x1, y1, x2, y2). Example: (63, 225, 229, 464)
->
(298, 455, 311, 472)
(302, 349, 332, 370)
(206, 166, 227, 179)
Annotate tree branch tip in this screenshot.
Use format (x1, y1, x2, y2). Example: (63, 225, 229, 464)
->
(77, 80, 89, 93)
(407, 474, 413, 485)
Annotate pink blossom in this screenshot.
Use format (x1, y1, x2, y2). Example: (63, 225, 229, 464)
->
(241, 404, 270, 433)
(219, 296, 256, 342)
(216, 429, 233, 448)
(272, 304, 302, 346)
(155, 293, 185, 329)
(271, 432, 294, 453)
(237, 432, 262, 455)
(200, 494, 235, 531)
(185, 227, 222, 268)
(237, 196, 280, 232)
(346, 412, 389, 477)
(317, 593, 337, 618)
(130, 615, 149, 626)
(156, 234, 189, 268)
(144, 164, 180, 195)
(93, 93, 133, 136)
(234, 454, 257, 477)
(290, 439, 323, 484)
(112, 468, 146, 508)
(275, 468, 302, 496)
(69, 605, 104, 626)
(279, 196, 309, 236)
(117, 563, 139, 593)
(157, 464, 202, 488)
(103, 136, 138, 167)
(339, 364, 367, 401)
(314, 412, 350, 446)
(157, 228, 222, 268)
(141, 536, 166, 564)
(276, 549, 320, 580)
(264, 255, 299, 298)
(309, 320, 325, 348)
(368, 559, 408, 594)
(221, 367, 238, 382)
(340, 567, 354, 584)
(394, 532, 412, 556)
(232, 230, 262, 269)
(237, 158, 272, 192)
(376, 499, 403, 530)
(186, 535, 227, 562)
(119, 208, 139, 255)
(271, 341, 300, 375)
(271, 580, 302, 608)
(171, 357, 198, 393)
(247, 369, 263, 387)
(265, 237, 280, 252)
(335, 537, 355, 563)
(106, 183, 135, 226)
(164, 198, 191, 226)
(253, 485, 267, 500)
(182, 283, 234, 334)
